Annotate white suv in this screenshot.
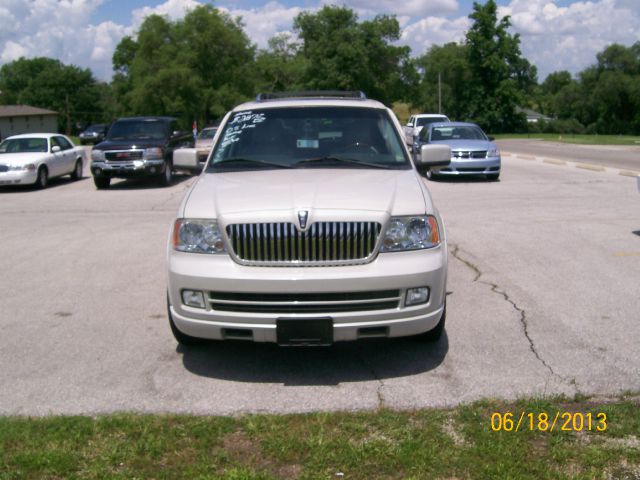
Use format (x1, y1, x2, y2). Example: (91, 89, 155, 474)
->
(167, 92, 451, 346)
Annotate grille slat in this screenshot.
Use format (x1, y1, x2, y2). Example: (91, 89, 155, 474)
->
(209, 289, 401, 313)
(226, 221, 381, 265)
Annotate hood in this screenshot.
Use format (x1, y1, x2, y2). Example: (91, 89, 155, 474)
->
(94, 139, 165, 150)
(432, 139, 495, 151)
(0, 152, 46, 166)
(181, 169, 431, 224)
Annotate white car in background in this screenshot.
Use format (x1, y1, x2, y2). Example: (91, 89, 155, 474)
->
(403, 113, 450, 146)
(0, 133, 85, 188)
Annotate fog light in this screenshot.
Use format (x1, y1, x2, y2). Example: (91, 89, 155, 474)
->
(405, 287, 429, 306)
(181, 290, 205, 309)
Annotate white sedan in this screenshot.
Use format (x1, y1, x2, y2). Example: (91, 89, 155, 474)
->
(0, 133, 85, 188)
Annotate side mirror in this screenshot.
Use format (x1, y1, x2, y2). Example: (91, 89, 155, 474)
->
(416, 144, 451, 168)
(173, 147, 198, 169)
(51, 146, 61, 153)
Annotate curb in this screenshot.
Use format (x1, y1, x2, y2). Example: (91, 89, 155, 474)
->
(502, 152, 640, 179)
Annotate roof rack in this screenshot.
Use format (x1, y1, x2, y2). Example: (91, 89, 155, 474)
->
(256, 91, 367, 101)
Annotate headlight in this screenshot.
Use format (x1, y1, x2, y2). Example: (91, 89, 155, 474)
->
(91, 150, 105, 162)
(143, 147, 163, 160)
(380, 215, 440, 252)
(487, 148, 500, 157)
(9, 164, 36, 171)
(173, 219, 226, 254)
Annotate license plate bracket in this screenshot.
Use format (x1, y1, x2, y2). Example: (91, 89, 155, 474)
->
(276, 318, 333, 346)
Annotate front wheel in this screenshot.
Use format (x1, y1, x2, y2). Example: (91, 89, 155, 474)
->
(168, 295, 203, 346)
(158, 161, 173, 187)
(416, 302, 446, 342)
(93, 176, 110, 189)
(35, 166, 48, 189)
(70, 159, 83, 180)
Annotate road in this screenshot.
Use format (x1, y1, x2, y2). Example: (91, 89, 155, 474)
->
(0, 147, 638, 415)
(498, 138, 640, 172)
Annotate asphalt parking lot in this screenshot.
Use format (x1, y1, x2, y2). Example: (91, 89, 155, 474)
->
(0, 142, 639, 415)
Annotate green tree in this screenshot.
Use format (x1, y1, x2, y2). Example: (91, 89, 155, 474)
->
(293, 6, 412, 105)
(414, 42, 472, 120)
(112, 5, 255, 127)
(465, 0, 536, 132)
(0, 57, 104, 133)
(255, 34, 307, 92)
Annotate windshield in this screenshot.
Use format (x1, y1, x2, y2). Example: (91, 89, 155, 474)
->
(198, 128, 217, 140)
(107, 120, 167, 140)
(0, 138, 48, 153)
(430, 125, 487, 141)
(416, 116, 447, 127)
(85, 124, 106, 133)
(209, 106, 409, 171)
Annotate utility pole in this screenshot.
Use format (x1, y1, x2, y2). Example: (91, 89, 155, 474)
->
(65, 94, 71, 135)
(438, 72, 442, 114)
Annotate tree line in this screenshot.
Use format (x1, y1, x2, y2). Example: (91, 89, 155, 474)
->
(0, 0, 638, 135)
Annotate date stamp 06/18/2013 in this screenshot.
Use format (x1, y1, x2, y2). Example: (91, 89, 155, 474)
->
(490, 412, 608, 432)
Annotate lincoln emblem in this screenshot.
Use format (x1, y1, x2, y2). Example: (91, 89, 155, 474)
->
(298, 210, 308, 230)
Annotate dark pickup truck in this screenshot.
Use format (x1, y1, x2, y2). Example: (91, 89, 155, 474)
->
(90, 116, 194, 189)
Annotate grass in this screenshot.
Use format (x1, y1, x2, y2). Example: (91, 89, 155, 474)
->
(493, 133, 640, 146)
(1, 395, 639, 479)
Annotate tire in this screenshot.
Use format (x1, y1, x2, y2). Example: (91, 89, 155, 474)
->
(487, 173, 500, 181)
(70, 159, 83, 180)
(167, 295, 203, 346)
(35, 166, 48, 189)
(426, 170, 439, 181)
(416, 302, 446, 342)
(93, 176, 110, 189)
(158, 161, 173, 187)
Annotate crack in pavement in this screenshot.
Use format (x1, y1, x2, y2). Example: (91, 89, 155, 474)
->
(450, 243, 559, 379)
(356, 346, 385, 410)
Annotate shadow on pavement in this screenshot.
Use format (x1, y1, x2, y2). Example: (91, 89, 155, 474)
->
(177, 333, 449, 386)
(107, 174, 194, 190)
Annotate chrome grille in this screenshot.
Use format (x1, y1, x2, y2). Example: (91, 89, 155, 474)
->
(452, 150, 487, 159)
(226, 221, 382, 265)
(208, 290, 400, 313)
(105, 150, 143, 161)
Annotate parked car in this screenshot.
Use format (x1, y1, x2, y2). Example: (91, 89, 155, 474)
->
(403, 113, 450, 146)
(166, 91, 451, 346)
(90, 116, 194, 189)
(416, 122, 501, 181)
(195, 126, 218, 169)
(78, 124, 109, 145)
(0, 133, 85, 188)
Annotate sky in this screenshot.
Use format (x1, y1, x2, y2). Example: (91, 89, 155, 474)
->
(0, 0, 638, 83)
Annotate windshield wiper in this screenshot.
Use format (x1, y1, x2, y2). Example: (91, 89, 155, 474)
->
(212, 158, 293, 169)
(294, 156, 393, 169)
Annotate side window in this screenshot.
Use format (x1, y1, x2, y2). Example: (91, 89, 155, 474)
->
(408, 116, 414, 126)
(50, 137, 61, 151)
(170, 121, 180, 136)
(56, 136, 73, 150)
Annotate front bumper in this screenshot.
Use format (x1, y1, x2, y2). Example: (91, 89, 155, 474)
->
(432, 156, 501, 176)
(0, 170, 38, 186)
(167, 246, 448, 343)
(91, 159, 166, 179)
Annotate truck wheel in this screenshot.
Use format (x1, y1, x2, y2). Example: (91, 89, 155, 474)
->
(416, 302, 446, 342)
(93, 176, 110, 189)
(158, 161, 173, 187)
(167, 295, 203, 346)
